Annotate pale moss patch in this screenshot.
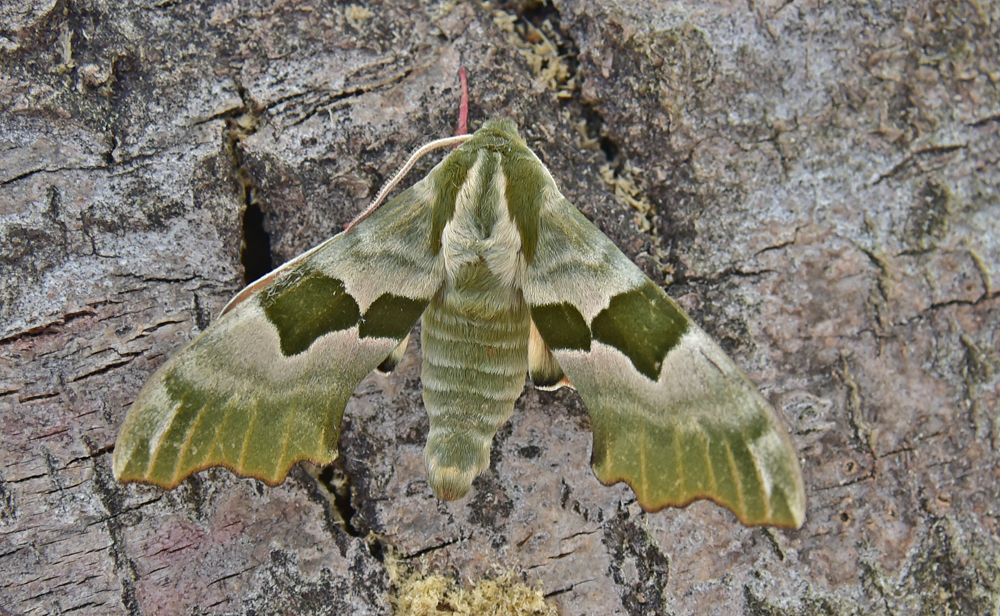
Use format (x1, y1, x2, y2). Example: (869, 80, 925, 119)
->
(493, 10, 575, 98)
(600, 160, 656, 234)
(345, 5, 375, 30)
(572, 120, 601, 150)
(575, 120, 656, 234)
(572, 119, 674, 277)
(426, 0, 460, 22)
(52, 22, 76, 75)
(387, 552, 556, 616)
(598, 158, 672, 277)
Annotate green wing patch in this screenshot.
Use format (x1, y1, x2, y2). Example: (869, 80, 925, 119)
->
(530, 302, 591, 351)
(360, 294, 429, 339)
(261, 270, 361, 357)
(590, 281, 689, 381)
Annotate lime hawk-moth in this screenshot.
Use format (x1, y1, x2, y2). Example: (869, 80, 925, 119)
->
(114, 108, 805, 529)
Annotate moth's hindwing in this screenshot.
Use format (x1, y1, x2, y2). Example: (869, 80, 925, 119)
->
(523, 189, 806, 529)
(113, 180, 443, 488)
(376, 334, 410, 374)
(528, 319, 569, 390)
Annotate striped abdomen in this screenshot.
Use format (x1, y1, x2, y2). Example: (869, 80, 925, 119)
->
(420, 278, 529, 500)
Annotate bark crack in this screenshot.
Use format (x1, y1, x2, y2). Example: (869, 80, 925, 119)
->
(869, 142, 968, 186)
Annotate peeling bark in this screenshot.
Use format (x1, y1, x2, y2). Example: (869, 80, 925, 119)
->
(2, 0, 998, 615)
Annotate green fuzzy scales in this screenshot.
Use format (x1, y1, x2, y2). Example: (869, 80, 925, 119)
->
(113, 120, 805, 529)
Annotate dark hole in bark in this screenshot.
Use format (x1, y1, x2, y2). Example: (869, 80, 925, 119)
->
(317, 464, 363, 538)
(241, 200, 273, 285)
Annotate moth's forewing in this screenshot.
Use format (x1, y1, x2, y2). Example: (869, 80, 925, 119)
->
(113, 182, 443, 488)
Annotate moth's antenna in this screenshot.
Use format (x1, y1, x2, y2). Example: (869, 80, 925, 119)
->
(455, 67, 469, 137)
(346, 69, 474, 232)
(346, 134, 471, 231)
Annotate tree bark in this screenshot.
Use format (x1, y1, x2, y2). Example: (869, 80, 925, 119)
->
(2, 0, 998, 614)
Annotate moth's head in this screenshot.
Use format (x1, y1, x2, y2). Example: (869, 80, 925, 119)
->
(477, 118, 521, 140)
(457, 118, 528, 155)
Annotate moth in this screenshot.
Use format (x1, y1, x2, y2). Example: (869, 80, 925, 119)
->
(114, 117, 805, 529)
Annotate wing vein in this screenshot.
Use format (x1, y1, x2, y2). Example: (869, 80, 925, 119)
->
(723, 439, 747, 521)
(747, 442, 773, 522)
(145, 399, 183, 480)
(673, 425, 684, 500)
(276, 409, 294, 481)
(238, 409, 258, 471)
(639, 428, 648, 500)
(203, 400, 234, 464)
(703, 427, 718, 495)
(174, 403, 209, 485)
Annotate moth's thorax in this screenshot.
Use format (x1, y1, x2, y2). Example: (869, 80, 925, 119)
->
(438, 148, 525, 307)
(431, 120, 549, 277)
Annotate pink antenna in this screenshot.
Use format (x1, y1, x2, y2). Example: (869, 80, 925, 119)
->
(345, 69, 474, 232)
(455, 67, 469, 137)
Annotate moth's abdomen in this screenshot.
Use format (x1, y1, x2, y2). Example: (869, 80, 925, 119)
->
(420, 293, 529, 500)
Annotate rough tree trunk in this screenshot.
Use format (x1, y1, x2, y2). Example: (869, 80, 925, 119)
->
(2, 1, 998, 615)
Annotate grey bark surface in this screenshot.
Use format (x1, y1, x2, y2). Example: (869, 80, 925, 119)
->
(2, 1, 998, 615)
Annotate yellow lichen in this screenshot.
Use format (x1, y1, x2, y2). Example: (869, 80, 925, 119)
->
(598, 158, 672, 277)
(572, 120, 601, 150)
(345, 5, 375, 30)
(599, 160, 656, 234)
(388, 552, 556, 616)
(52, 22, 76, 75)
(493, 10, 575, 98)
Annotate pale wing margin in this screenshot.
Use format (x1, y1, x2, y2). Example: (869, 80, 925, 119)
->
(522, 189, 805, 528)
(113, 178, 444, 489)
